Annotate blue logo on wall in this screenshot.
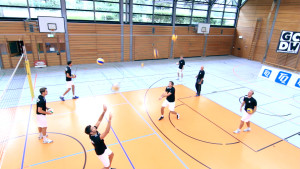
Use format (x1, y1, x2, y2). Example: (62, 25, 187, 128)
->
(275, 71, 292, 85)
(262, 69, 272, 78)
(295, 78, 300, 88)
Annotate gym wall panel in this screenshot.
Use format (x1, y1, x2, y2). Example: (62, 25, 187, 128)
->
(234, 0, 300, 71)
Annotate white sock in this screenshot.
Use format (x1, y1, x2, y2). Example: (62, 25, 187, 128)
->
(39, 132, 43, 137)
(61, 95, 64, 97)
(73, 95, 75, 97)
(161, 115, 164, 117)
(43, 136, 47, 141)
(236, 129, 240, 131)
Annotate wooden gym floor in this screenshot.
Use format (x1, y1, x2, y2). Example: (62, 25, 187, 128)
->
(1, 84, 300, 169)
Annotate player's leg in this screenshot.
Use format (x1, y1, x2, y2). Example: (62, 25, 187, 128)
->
(159, 100, 168, 120)
(60, 82, 71, 101)
(169, 102, 179, 119)
(181, 69, 183, 79)
(108, 152, 114, 168)
(71, 83, 79, 99)
(195, 83, 200, 96)
(177, 69, 180, 80)
(98, 148, 113, 169)
(198, 84, 202, 95)
(233, 120, 244, 134)
(38, 127, 43, 139)
(244, 121, 251, 132)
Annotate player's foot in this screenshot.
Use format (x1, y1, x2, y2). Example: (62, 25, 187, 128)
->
(43, 138, 53, 144)
(196, 94, 200, 96)
(38, 134, 48, 140)
(243, 128, 251, 132)
(177, 114, 180, 120)
(233, 129, 240, 134)
(158, 116, 164, 121)
(72, 96, 79, 99)
(59, 96, 65, 101)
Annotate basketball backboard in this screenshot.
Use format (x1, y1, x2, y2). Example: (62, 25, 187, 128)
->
(197, 23, 210, 34)
(38, 16, 65, 33)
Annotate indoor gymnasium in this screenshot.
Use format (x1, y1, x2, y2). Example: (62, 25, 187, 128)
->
(0, 0, 300, 169)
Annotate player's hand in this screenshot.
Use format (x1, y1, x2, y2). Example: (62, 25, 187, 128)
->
(73, 74, 76, 78)
(103, 104, 107, 113)
(240, 107, 242, 112)
(108, 113, 112, 121)
(159, 97, 162, 100)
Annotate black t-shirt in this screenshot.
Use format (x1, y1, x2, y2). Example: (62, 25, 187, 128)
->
(89, 128, 107, 155)
(244, 97, 257, 111)
(196, 70, 205, 83)
(65, 66, 72, 81)
(178, 60, 185, 69)
(36, 95, 46, 115)
(166, 87, 175, 102)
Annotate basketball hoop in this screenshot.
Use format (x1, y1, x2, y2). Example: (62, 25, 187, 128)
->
(49, 29, 56, 37)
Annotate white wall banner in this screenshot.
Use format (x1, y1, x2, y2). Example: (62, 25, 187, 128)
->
(258, 65, 300, 90)
(276, 31, 300, 54)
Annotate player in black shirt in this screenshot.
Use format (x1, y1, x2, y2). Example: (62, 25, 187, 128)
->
(36, 87, 53, 144)
(195, 66, 205, 96)
(158, 81, 180, 120)
(60, 61, 79, 101)
(85, 105, 115, 169)
(234, 90, 257, 133)
(177, 56, 185, 80)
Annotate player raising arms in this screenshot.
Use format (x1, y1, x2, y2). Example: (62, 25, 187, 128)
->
(85, 105, 115, 169)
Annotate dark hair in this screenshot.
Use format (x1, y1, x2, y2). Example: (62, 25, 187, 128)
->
(169, 81, 174, 86)
(85, 125, 91, 135)
(39, 87, 47, 94)
(67, 61, 72, 65)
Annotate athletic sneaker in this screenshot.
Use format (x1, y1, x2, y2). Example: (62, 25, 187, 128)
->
(59, 96, 65, 101)
(43, 138, 53, 144)
(177, 114, 180, 120)
(243, 128, 251, 132)
(233, 129, 240, 134)
(72, 96, 79, 99)
(38, 134, 48, 140)
(158, 116, 164, 121)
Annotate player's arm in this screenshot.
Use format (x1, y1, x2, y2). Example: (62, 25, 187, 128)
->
(38, 107, 51, 115)
(66, 73, 73, 78)
(94, 104, 107, 128)
(100, 113, 112, 140)
(253, 106, 257, 113)
(240, 101, 245, 112)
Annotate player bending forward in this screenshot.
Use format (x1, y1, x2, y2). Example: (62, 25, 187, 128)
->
(85, 105, 115, 169)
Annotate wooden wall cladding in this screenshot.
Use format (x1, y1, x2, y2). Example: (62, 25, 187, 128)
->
(233, 0, 300, 71)
(0, 21, 66, 69)
(1, 21, 235, 68)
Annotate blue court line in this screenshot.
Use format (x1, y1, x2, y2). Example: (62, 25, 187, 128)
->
(119, 93, 189, 169)
(23, 133, 154, 168)
(20, 103, 34, 169)
(106, 116, 135, 169)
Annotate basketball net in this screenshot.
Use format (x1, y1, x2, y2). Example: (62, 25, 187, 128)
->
(50, 29, 56, 37)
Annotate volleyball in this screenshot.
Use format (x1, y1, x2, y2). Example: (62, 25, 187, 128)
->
(97, 58, 105, 65)
(153, 48, 159, 58)
(247, 108, 253, 114)
(172, 34, 178, 41)
(111, 83, 120, 92)
(48, 108, 54, 114)
(141, 62, 144, 67)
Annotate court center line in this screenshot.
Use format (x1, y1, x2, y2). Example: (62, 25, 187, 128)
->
(119, 92, 189, 169)
(15, 133, 155, 168)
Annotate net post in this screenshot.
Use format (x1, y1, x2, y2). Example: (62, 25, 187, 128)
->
(23, 46, 35, 99)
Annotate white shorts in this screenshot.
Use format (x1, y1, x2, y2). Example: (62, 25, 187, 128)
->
(241, 110, 252, 122)
(37, 114, 47, 127)
(66, 81, 74, 88)
(97, 148, 113, 167)
(178, 68, 183, 74)
(162, 100, 175, 111)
